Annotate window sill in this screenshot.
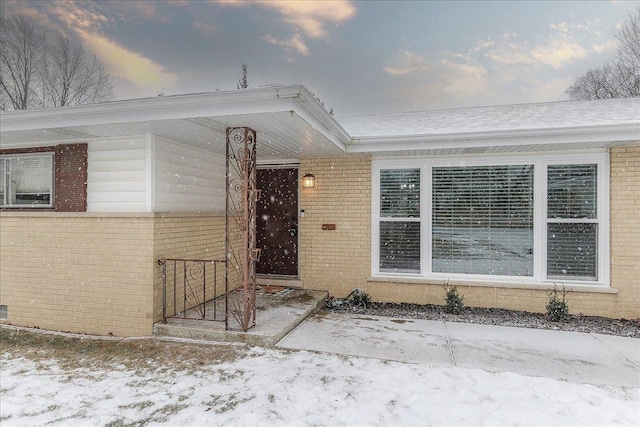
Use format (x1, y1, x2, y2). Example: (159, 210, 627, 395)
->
(1, 206, 54, 210)
(366, 276, 618, 294)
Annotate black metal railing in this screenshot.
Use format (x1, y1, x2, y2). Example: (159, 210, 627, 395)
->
(158, 258, 226, 322)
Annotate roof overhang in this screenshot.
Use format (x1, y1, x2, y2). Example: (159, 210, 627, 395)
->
(2, 86, 639, 159)
(347, 123, 640, 156)
(0, 85, 352, 161)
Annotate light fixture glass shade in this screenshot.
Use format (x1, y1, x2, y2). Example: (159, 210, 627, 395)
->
(302, 173, 315, 188)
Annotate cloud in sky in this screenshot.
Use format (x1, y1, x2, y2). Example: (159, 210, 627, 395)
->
(219, 0, 356, 39)
(109, 1, 172, 23)
(438, 60, 489, 96)
(46, 1, 178, 90)
(531, 37, 587, 69)
(256, 0, 356, 39)
(383, 50, 430, 75)
(476, 29, 588, 69)
(381, 11, 612, 110)
(5, 0, 61, 32)
(262, 34, 310, 56)
(4, 0, 631, 114)
(480, 33, 538, 66)
(218, 0, 356, 57)
(75, 29, 179, 89)
(193, 20, 216, 37)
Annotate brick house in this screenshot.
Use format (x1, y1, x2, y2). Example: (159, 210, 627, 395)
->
(1, 85, 638, 337)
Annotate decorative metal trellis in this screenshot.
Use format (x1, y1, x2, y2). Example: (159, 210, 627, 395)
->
(158, 258, 226, 322)
(225, 127, 261, 331)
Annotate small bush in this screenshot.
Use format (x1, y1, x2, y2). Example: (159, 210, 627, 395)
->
(444, 284, 465, 314)
(546, 286, 569, 322)
(352, 290, 372, 309)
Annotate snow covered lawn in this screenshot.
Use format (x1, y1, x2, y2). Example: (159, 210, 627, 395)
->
(1, 330, 638, 426)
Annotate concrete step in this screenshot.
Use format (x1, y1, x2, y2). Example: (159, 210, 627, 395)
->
(154, 289, 327, 347)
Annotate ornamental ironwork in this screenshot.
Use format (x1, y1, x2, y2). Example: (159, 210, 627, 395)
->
(225, 127, 260, 331)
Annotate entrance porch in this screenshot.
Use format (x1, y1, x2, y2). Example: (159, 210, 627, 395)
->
(154, 287, 327, 347)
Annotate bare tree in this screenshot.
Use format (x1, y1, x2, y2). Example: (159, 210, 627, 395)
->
(0, 15, 114, 110)
(0, 16, 46, 110)
(566, 9, 640, 100)
(614, 9, 640, 97)
(44, 35, 113, 107)
(237, 63, 248, 89)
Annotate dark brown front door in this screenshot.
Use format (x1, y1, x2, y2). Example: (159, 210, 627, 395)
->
(256, 168, 298, 276)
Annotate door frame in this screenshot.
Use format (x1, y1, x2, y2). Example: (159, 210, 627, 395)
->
(256, 161, 300, 279)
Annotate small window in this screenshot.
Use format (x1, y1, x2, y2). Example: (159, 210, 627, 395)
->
(546, 164, 599, 280)
(0, 153, 54, 208)
(379, 169, 421, 273)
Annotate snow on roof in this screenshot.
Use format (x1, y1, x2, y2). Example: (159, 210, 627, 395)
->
(337, 97, 640, 139)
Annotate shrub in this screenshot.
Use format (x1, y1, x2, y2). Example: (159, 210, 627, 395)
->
(444, 284, 465, 314)
(546, 286, 569, 322)
(352, 290, 372, 309)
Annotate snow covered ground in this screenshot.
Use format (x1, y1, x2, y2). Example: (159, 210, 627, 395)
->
(2, 344, 638, 426)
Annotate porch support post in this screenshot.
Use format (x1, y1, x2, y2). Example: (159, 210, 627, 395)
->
(225, 127, 260, 331)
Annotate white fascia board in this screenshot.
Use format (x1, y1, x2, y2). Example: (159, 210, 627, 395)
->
(0, 85, 304, 132)
(347, 123, 640, 153)
(283, 86, 350, 152)
(0, 84, 352, 153)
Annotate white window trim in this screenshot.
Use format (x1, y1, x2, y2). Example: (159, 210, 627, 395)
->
(371, 151, 610, 287)
(0, 152, 55, 209)
(375, 167, 422, 274)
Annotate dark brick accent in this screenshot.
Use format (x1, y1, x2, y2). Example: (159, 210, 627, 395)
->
(0, 143, 88, 212)
(55, 144, 88, 212)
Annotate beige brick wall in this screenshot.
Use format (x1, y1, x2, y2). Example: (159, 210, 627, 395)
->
(0, 213, 155, 336)
(299, 156, 372, 296)
(299, 149, 640, 320)
(609, 146, 640, 318)
(0, 212, 226, 336)
(1, 147, 637, 337)
(153, 214, 226, 322)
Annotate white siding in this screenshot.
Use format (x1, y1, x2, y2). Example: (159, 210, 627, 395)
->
(87, 137, 148, 212)
(154, 136, 226, 212)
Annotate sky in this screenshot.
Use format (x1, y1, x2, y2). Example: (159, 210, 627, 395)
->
(2, 0, 639, 116)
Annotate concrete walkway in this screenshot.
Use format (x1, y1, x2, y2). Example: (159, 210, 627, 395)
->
(277, 312, 640, 388)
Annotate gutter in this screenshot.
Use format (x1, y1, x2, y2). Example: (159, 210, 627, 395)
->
(280, 86, 351, 152)
(0, 85, 307, 132)
(347, 123, 640, 153)
(0, 84, 353, 154)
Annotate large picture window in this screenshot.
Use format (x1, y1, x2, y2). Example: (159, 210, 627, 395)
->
(0, 153, 54, 207)
(373, 153, 608, 285)
(432, 165, 534, 276)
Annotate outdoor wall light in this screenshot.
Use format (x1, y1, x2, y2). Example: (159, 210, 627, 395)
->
(302, 173, 316, 188)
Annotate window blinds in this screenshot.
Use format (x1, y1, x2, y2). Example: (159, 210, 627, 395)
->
(432, 165, 534, 276)
(379, 169, 421, 272)
(380, 169, 420, 217)
(3, 155, 53, 206)
(546, 164, 598, 279)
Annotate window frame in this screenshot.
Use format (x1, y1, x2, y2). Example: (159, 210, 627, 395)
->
(0, 152, 55, 209)
(377, 167, 422, 274)
(372, 152, 609, 287)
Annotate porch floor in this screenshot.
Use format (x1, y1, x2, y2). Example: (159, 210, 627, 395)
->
(153, 288, 328, 347)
